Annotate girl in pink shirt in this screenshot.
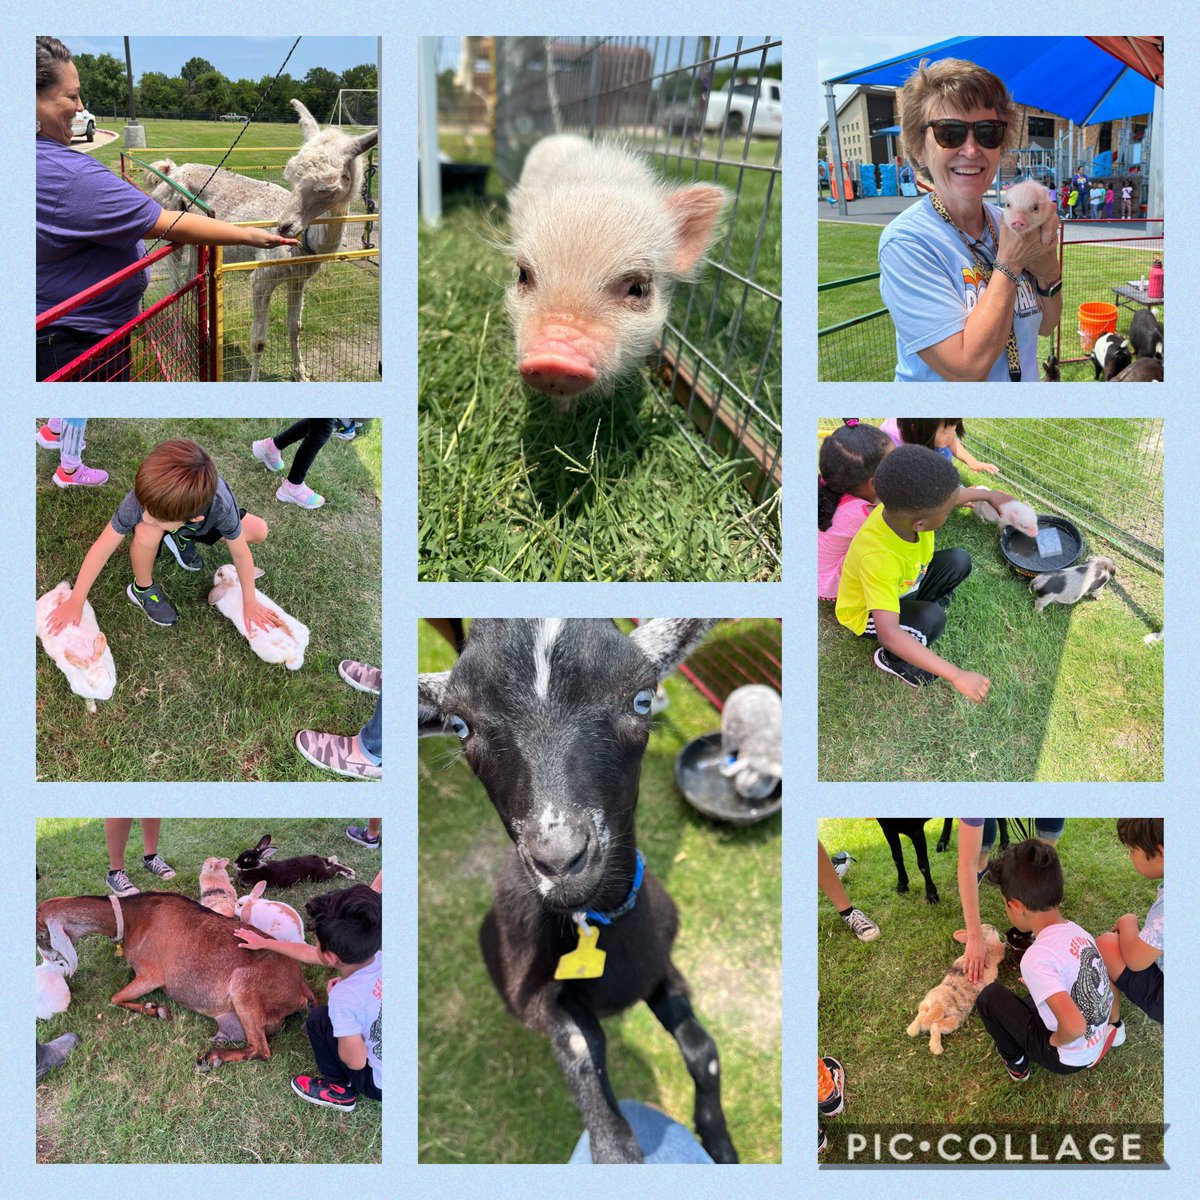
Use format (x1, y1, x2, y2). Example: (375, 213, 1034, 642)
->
(818, 420, 894, 600)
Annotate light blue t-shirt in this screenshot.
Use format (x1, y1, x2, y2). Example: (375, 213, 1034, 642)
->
(879, 195, 1044, 383)
(1141, 883, 1163, 969)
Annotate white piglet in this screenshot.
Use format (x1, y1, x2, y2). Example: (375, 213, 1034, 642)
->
(970, 496, 1039, 538)
(1000, 178, 1056, 235)
(234, 880, 306, 942)
(35, 582, 116, 712)
(207, 565, 309, 670)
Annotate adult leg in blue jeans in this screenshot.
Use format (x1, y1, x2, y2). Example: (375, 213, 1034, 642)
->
(295, 660, 381, 781)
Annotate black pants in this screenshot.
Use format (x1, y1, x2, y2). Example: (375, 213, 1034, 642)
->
(37, 326, 131, 381)
(860, 547, 972, 647)
(273, 419, 336, 485)
(975, 982, 1086, 1074)
(304, 1004, 382, 1100)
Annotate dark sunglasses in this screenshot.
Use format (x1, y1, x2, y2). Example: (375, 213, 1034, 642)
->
(924, 119, 1007, 150)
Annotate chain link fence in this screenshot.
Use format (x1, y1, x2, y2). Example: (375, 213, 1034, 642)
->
(818, 417, 1163, 571)
(490, 35, 782, 514)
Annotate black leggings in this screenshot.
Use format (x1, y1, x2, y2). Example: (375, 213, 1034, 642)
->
(273, 419, 336, 485)
(37, 326, 131, 382)
(304, 1004, 382, 1100)
(859, 547, 972, 647)
(975, 982, 1088, 1074)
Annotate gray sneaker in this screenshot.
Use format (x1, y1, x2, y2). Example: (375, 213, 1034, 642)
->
(162, 532, 203, 571)
(346, 825, 381, 847)
(141, 853, 176, 880)
(107, 868, 139, 897)
(841, 907, 880, 942)
(127, 582, 178, 626)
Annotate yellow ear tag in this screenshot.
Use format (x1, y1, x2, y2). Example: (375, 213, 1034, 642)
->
(114, 942, 124, 958)
(555, 922, 606, 980)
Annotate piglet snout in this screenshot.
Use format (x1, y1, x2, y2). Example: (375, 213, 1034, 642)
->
(519, 325, 600, 399)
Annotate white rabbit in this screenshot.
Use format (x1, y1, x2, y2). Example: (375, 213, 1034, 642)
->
(37, 919, 77, 1019)
(234, 880, 306, 942)
(206, 565, 309, 670)
(35, 581, 116, 712)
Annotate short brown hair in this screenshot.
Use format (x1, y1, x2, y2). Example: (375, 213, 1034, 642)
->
(897, 58, 1016, 181)
(134, 440, 218, 522)
(36, 37, 73, 95)
(1116, 818, 1163, 859)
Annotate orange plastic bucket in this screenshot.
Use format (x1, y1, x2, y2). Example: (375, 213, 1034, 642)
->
(1078, 302, 1118, 353)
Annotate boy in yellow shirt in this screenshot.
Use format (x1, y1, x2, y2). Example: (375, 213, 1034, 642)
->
(835, 444, 1012, 703)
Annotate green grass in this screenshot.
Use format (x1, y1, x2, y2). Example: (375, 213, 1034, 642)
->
(817, 221, 1161, 382)
(418, 147, 781, 582)
(36, 817, 382, 1164)
(36, 419, 381, 782)
(817, 463, 1163, 782)
(818, 818, 1163, 1163)
(418, 620, 782, 1163)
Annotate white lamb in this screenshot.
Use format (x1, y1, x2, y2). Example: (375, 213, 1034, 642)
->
(36, 582, 116, 712)
(719, 684, 782, 800)
(207, 565, 309, 670)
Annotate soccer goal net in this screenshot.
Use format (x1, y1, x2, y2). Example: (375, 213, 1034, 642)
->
(330, 89, 378, 127)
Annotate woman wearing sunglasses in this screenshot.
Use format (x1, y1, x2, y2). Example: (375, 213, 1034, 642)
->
(878, 59, 1063, 382)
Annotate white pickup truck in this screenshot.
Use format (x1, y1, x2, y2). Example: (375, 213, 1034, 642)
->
(704, 78, 782, 136)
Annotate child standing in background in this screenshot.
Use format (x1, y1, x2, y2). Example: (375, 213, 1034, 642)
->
(882, 418, 998, 474)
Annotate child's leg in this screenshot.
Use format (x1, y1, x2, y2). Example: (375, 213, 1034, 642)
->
(240, 514, 269, 545)
(358, 694, 382, 766)
(911, 547, 972, 606)
(105, 818, 133, 870)
(302, 1004, 380, 1097)
(976, 982, 1075, 1073)
(284, 418, 335, 486)
(818, 840, 851, 910)
(1035, 818, 1065, 845)
(1097, 931, 1124, 1025)
(130, 522, 166, 587)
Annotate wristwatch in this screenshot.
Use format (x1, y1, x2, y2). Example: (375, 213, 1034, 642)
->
(1035, 278, 1063, 298)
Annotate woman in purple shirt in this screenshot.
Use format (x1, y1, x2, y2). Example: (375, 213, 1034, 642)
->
(36, 37, 297, 381)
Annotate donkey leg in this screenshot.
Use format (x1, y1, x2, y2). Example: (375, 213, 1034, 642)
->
(110, 972, 171, 1021)
(286, 277, 311, 382)
(646, 974, 738, 1163)
(549, 989, 643, 1163)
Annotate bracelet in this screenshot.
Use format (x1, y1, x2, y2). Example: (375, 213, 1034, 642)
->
(991, 259, 1021, 287)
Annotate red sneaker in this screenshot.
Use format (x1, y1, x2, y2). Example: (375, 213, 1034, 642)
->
(290, 1074, 357, 1111)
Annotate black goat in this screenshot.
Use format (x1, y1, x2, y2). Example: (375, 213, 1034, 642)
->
(419, 618, 738, 1164)
(876, 819, 945, 903)
(233, 835, 355, 888)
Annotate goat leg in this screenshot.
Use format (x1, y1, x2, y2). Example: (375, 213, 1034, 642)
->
(880, 826, 909, 893)
(936, 819, 953, 853)
(550, 989, 643, 1164)
(110, 973, 171, 1021)
(908, 833, 940, 904)
(647, 974, 738, 1163)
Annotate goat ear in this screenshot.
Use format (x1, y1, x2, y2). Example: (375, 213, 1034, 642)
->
(628, 619, 716, 682)
(418, 671, 451, 736)
(290, 98, 321, 141)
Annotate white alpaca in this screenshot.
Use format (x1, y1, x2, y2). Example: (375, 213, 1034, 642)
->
(151, 99, 378, 381)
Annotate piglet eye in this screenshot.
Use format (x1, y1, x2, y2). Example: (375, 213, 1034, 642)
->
(517, 263, 532, 287)
(632, 689, 655, 715)
(625, 277, 650, 299)
(448, 715, 470, 740)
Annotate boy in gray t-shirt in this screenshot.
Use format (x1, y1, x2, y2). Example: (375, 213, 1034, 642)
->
(45, 438, 284, 633)
(1097, 819, 1164, 1028)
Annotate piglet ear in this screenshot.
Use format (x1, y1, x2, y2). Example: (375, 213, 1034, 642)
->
(419, 671, 451, 737)
(628, 619, 716, 682)
(665, 184, 727, 274)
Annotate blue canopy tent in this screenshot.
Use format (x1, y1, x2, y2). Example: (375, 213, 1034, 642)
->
(822, 36, 1162, 216)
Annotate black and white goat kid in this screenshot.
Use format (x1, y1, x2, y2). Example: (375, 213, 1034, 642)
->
(419, 618, 738, 1164)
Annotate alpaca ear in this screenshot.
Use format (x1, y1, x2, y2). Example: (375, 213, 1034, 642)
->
(290, 99, 320, 140)
(351, 128, 379, 157)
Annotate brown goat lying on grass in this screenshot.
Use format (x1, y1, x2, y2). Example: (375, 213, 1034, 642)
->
(36, 892, 315, 1071)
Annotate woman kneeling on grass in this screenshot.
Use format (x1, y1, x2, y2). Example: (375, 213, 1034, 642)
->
(878, 58, 1062, 383)
(36, 36, 298, 381)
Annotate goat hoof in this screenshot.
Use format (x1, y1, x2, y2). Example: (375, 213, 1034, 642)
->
(926, 888, 940, 904)
(896, 881, 909, 894)
(196, 1051, 222, 1073)
(936, 839, 949, 853)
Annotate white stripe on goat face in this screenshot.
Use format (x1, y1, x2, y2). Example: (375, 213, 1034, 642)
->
(533, 618, 564, 700)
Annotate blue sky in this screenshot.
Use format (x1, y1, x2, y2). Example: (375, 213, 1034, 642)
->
(60, 36, 377, 82)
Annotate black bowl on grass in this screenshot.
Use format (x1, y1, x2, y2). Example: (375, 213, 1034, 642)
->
(674, 732, 782, 826)
(1000, 515, 1083, 579)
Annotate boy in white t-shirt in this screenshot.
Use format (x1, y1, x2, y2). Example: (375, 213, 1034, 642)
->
(975, 840, 1116, 1081)
(236, 880, 382, 1111)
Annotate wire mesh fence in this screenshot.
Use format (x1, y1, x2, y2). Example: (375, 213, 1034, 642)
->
(38, 244, 209, 382)
(213, 215, 380, 382)
(818, 282, 894, 381)
(818, 418, 1163, 571)
(490, 35, 782, 509)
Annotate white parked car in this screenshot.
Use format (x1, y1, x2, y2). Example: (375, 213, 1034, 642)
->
(705, 79, 782, 136)
(219, 113, 249, 122)
(71, 107, 96, 142)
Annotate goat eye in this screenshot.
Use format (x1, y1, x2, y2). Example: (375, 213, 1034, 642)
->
(632, 689, 655, 715)
(448, 714, 470, 740)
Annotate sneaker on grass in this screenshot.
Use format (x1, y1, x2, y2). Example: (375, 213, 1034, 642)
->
(295, 730, 381, 781)
(873, 646, 937, 688)
(252, 437, 284, 471)
(338, 659, 382, 695)
(162, 531, 203, 571)
(142, 853, 176, 880)
(1001, 1053, 1031, 1082)
(333, 421, 359, 441)
(53, 463, 108, 488)
(819, 1056, 845, 1117)
(840, 907, 880, 942)
(126, 582, 178, 627)
(346, 825, 380, 848)
(277, 480, 325, 509)
(36, 424, 61, 450)
(290, 1075, 357, 1111)
(106, 868, 139, 897)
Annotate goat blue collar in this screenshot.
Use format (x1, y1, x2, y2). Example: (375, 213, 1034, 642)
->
(576, 851, 644, 928)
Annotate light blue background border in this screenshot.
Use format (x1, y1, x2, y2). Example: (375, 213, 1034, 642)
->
(7, 3, 1192, 1195)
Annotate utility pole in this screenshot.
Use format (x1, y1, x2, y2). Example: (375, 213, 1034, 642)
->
(123, 36, 145, 148)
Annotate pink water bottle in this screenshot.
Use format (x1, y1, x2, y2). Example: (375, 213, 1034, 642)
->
(1148, 259, 1164, 300)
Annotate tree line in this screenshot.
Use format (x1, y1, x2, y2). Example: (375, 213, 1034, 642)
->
(73, 54, 378, 122)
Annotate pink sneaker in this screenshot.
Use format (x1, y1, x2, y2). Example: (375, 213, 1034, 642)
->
(53, 463, 109, 488)
(276, 480, 325, 509)
(252, 438, 284, 471)
(295, 730, 381, 780)
(36, 424, 61, 450)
